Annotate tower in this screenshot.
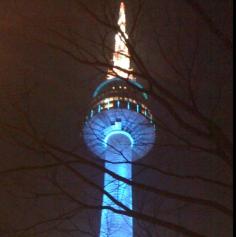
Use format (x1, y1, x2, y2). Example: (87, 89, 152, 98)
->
(83, 2, 156, 237)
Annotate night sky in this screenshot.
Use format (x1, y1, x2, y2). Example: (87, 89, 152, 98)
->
(0, 0, 232, 237)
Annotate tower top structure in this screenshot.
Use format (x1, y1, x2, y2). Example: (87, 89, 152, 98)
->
(107, 2, 134, 80)
(83, 1, 155, 161)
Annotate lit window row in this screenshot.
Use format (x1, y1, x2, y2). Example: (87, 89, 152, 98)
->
(90, 97, 153, 122)
(98, 97, 148, 108)
(112, 86, 127, 90)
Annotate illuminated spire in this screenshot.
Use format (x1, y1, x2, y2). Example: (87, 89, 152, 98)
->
(107, 2, 134, 80)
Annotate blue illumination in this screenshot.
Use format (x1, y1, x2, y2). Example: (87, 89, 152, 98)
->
(98, 104, 101, 113)
(127, 102, 130, 110)
(132, 81, 148, 100)
(90, 110, 94, 118)
(83, 3, 157, 236)
(103, 121, 134, 148)
(84, 109, 155, 160)
(100, 134, 133, 237)
(83, 108, 156, 237)
(117, 100, 120, 108)
(93, 78, 120, 97)
(144, 109, 147, 116)
(104, 130, 134, 148)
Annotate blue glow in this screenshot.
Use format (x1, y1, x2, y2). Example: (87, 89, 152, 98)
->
(84, 108, 156, 160)
(93, 78, 120, 97)
(132, 81, 148, 100)
(100, 135, 133, 237)
(90, 110, 94, 118)
(117, 100, 120, 108)
(83, 108, 156, 237)
(98, 104, 101, 113)
(104, 130, 134, 147)
(127, 102, 130, 110)
(83, 3, 156, 235)
(103, 121, 134, 148)
(143, 92, 148, 100)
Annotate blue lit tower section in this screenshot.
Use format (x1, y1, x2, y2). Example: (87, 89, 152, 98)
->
(83, 2, 156, 237)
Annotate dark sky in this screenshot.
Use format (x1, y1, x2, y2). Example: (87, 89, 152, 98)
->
(0, 0, 232, 237)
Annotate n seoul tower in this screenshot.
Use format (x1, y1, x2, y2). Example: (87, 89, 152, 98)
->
(83, 2, 156, 236)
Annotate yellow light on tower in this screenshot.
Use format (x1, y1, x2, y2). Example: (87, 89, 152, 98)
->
(106, 2, 135, 81)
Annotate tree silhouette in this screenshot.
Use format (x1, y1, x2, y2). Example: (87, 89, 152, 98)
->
(0, 0, 232, 236)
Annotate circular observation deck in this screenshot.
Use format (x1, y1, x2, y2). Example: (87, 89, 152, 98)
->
(83, 78, 156, 161)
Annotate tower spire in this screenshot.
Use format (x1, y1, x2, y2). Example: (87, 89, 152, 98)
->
(107, 1, 134, 80)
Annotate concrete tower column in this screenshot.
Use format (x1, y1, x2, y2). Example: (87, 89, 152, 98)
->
(100, 133, 133, 237)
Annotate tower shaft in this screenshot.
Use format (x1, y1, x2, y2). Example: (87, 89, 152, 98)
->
(100, 134, 133, 237)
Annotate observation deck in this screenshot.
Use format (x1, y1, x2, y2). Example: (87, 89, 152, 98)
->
(83, 78, 156, 161)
